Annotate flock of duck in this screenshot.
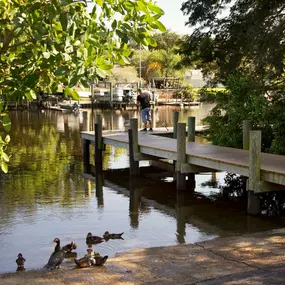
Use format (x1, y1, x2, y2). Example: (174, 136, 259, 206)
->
(16, 231, 124, 271)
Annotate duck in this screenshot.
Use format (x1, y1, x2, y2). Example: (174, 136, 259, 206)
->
(87, 248, 96, 266)
(103, 231, 124, 240)
(74, 249, 94, 268)
(16, 253, 26, 271)
(86, 232, 104, 244)
(62, 241, 77, 252)
(94, 254, 108, 266)
(44, 238, 65, 269)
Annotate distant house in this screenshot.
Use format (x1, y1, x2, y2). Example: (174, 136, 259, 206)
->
(185, 70, 224, 88)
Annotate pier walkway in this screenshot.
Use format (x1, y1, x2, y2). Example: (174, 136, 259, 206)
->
(82, 129, 285, 187)
(81, 115, 285, 215)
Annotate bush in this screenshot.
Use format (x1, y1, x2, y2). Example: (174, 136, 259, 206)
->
(172, 84, 197, 101)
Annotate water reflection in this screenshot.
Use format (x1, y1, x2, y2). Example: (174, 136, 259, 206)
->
(0, 106, 283, 274)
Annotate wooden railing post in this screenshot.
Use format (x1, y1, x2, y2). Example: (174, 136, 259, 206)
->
(243, 120, 252, 150)
(247, 130, 261, 215)
(173, 111, 179, 139)
(176, 123, 186, 190)
(187, 116, 195, 142)
(129, 118, 140, 175)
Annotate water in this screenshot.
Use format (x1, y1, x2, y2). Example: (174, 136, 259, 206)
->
(0, 105, 282, 274)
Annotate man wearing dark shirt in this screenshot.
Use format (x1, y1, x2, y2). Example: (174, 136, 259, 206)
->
(136, 89, 153, 131)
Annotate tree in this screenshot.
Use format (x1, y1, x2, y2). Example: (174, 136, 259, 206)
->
(0, 0, 166, 172)
(180, 0, 285, 85)
(150, 30, 181, 51)
(180, 0, 285, 155)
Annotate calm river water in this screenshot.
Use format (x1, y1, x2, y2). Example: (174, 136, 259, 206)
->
(0, 105, 283, 273)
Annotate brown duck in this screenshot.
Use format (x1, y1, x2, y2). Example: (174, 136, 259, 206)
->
(86, 232, 104, 244)
(74, 249, 94, 268)
(94, 254, 108, 266)
(16, 253, 26, 271)
(62, 241, 77, 252)
(44, 238, 65, 269)
(103, 231, 124, 240)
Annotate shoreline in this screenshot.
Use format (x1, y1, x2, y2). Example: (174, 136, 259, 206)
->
(1, 228, 285, 284)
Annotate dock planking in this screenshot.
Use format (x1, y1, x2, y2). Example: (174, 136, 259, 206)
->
(81, 129, 285, 187)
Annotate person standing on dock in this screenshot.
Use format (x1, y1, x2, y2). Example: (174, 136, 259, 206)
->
(137, 89, 153, 132)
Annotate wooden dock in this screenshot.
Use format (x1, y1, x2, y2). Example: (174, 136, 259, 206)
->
(81, 113, 285, 215)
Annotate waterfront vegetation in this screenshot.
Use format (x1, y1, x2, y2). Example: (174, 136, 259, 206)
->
(180, 0, 285, 155)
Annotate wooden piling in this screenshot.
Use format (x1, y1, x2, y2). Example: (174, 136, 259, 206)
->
(95, 115, 103, 174)
(82, 139, 90, 173)
(247, 130, 261, 215)
(187, 116, 195, 142)
(243, 120, 252, 150)
(129, 118, 140, 175)
(176, 123, 187, 190)
(173, 111, 179, 181)
(110, 82, 113, 108)
(173, 111, 179, 139)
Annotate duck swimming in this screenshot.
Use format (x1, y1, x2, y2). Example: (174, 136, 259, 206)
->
(103, 231, 124, 240)
(62, 241, 77, 252)
(44, 238, 65, 269)
(86, 232, 104, 244)
(16, 253, 26, 271)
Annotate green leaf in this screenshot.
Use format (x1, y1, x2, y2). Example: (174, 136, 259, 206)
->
(60, 13, 68, 31)
(148, 37, 157, 47)
(97, 63, 113, 70)
(95, 0, 103, 6)
(43, 52, 50, 59)
(96, 68, 108, 78)
(137, 1, 148, 13)
(25, 74, 39, 87)
(64, 87, 72, 97)
(3, 114, 11, 132)
(2, 152, 9, 162)
(71, 89, 80, 100)
(5, 135, 10, 143)
(1, 161, 8, 173)
(154, 21, 166, 33)
(146, 2, 165, 16)
(111, 19, 117, 30)
(68, 74, 80, 88)
(55, 66, 68, 76)
(30, 90, 37, 100)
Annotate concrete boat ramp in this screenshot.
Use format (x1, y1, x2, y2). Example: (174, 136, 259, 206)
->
(1, 228, 285, 284)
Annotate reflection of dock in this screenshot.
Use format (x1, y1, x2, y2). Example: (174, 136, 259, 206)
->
(84, 169, 277, 243)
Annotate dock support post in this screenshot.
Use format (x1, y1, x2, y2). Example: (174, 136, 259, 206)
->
(247, 130, 261, 215)
(176, 123, 187, 190)
(82, 139, 90, 173)
(173, 111, 179, 181)
(243, 120, 252, 150)
(242, 120, 252, 196)
(187, 116, 195, 142)
(129, 118, 140, 176)
(95, 114, 103, 174)
(173, 111, 179, 139)
(187, 116, 196, 190)
(110, 82, 113, 109)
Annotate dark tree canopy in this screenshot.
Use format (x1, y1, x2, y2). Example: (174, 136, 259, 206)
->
(180, 0, 285, 85)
